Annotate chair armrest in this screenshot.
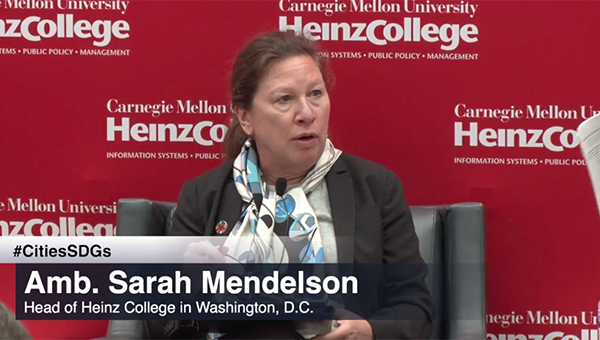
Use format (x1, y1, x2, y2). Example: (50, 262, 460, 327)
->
(91, 320, 144, 340)
(445, 203, 486, 339)
(92, 334, 141, 340)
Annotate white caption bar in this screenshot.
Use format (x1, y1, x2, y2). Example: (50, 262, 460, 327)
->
(0, 236, 229, 264)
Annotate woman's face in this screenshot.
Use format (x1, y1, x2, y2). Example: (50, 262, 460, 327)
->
(238, 55, 330, 176)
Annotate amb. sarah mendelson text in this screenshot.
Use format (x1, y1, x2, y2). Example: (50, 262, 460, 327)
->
(23, 269, 358, 317)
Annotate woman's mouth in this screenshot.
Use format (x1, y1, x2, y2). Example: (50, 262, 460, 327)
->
(297, 135, 315, 141)
(294, 134, 318, 146)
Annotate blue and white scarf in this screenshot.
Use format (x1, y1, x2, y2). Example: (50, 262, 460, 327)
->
(208, 139, 341, 340)
(222, 138, 342, 265)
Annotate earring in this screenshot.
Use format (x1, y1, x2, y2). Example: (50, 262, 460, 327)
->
(244, 139, 252, 148)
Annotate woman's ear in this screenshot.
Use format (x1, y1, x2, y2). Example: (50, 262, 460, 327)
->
(236, 108, 254, 136)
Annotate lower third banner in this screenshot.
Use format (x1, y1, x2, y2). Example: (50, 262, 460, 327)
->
(14, 263, 438, 322)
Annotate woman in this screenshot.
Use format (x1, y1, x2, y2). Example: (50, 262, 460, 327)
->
(170, 31, 434, 339)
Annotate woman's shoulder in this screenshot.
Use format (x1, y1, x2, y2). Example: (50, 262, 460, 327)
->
(335, 152, 407, 207)
(181, 159, 235, 190)
(337, 152, 399, 181)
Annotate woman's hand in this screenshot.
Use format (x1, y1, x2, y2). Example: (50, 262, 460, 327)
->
(182, 240, 228, 263)
(310, 320, 374, 340)
(310, 309, 374, 340)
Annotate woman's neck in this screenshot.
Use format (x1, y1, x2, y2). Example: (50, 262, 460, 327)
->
(261, 168, 309, 186)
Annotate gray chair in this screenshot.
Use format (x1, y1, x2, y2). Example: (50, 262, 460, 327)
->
(96, 199, 486, 340)
(411, 203, 486, 340)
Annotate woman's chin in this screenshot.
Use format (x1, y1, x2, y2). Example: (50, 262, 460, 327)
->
(292, 147, 324, 168)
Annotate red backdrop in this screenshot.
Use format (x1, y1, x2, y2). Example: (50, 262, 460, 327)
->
(2, 0, 600, 339)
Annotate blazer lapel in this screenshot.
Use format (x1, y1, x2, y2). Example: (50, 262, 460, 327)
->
(206, 176, 243, 237)
(213, 180, 243, 236)
(325, 159, 355, 264)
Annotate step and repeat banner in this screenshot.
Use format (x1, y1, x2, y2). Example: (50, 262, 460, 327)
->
(2, 0, 600, 339)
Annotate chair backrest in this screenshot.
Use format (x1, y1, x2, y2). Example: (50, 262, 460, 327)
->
(116, 199, 176, 236)
(411, 205, 444, 339)
(114, 199, 486, 339)
(103, 199, 179, 340)
(411, 203, 486, 340)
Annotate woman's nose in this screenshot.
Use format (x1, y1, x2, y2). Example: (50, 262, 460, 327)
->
(295, 98, 317, 123)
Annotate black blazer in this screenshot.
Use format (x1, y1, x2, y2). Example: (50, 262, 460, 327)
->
(170, 153, 434, 339)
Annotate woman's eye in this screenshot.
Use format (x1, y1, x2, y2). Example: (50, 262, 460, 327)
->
(310, 90, 322, 97)
(277, 95, 292, 103)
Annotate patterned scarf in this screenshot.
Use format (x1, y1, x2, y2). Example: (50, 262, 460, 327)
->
(206, 139, 341, 340)
(222, 138, 342, 265)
